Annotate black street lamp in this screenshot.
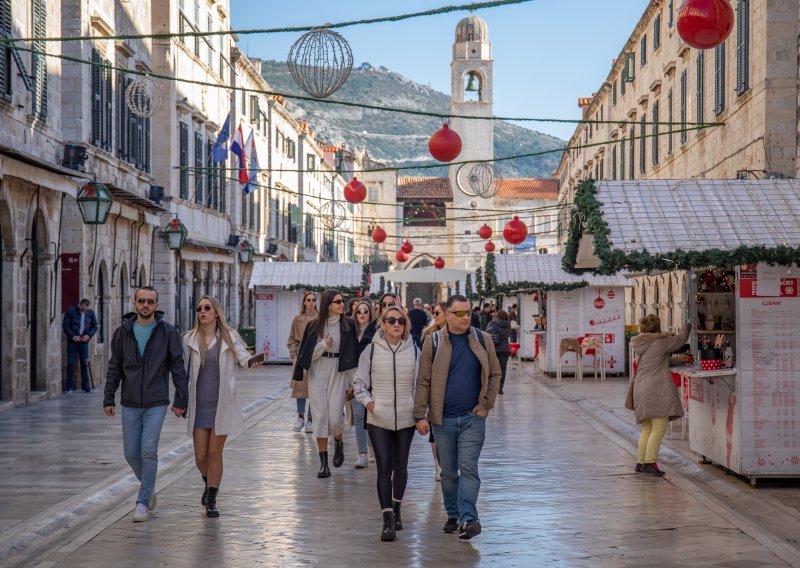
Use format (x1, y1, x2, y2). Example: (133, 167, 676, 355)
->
(165, 217, 188, 251)
(76, 181, 114, 224)
(238, 240, 255, 264)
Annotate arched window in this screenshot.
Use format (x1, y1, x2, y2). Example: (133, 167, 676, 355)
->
(464, 71, 482, 102)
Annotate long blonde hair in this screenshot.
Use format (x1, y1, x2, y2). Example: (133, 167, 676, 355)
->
(191, 295, 238, 367)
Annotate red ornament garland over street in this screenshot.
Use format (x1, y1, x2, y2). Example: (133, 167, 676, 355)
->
(401, 239, 413, 254)
(478, 224, 493, 239)
(676, 0, 734, 50)
(371, 225, 387, 243)
(395, 250, 409, 263)
(343, 177, 367, 204)
(434, 257, 445, 269)
(484, 241, 496, 253)
(428, 123, 462, 162)
(503, 216, 528, 245)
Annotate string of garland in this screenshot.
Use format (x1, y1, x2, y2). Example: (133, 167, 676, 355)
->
(465, 273, 474, 300)
(473, 251, 590, 295)
(561, 179, 800, 275)
(286, 263, 371, 295)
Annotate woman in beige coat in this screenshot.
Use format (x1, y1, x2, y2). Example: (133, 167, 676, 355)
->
(183, 296, 254, 516)
(288, 292, 318, 433)
(629, 315, 691, 476)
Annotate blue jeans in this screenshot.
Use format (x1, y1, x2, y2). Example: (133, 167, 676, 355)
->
(432, 413, 486, 524)
(121, 405, 168, 505)
(351, 399, 369, 454)
(66, 341, 90, 391)
(296, 398, 312, 420)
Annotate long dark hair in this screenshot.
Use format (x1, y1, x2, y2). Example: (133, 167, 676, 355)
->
(316, 289, 344, 338)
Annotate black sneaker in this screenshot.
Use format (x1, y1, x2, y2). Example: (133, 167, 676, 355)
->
(635, 463, 643, 473)
(641, 463, 665, 476)
(458, 519, 482, 540)
(442, 518, 460, 533)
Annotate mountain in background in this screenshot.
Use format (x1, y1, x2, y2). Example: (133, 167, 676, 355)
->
(255, 59, 565, 179)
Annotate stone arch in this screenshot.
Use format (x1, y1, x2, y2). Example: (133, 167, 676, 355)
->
(463, 69, 484, 102)
(138, 264, 147, 288)
(96, 260, 109, 345)
(119, 262, 129, 324)
(0, 199, 11, 400)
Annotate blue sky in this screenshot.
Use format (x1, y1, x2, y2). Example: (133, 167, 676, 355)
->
(230, 0, 651, 141)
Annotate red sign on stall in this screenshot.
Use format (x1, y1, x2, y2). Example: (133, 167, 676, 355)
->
(739, 277, 798, 298)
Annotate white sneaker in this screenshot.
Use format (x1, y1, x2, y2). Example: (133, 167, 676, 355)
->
(435, 462, 442, 482)
(133, 503, 149, 522)
(354, 454, 368, 469)
(293, 416, 305, 432)
(148, 493, 157, 511)
(305, 419, 313, 434)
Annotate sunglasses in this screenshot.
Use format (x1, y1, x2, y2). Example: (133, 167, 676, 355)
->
(331, 299, 345, 304)
(384, 317, 406, 326)
(136, 298, 156, 305)
(448, 310, 471, 317)
(356, 309, 370, 315)
(305, 298, 316, 303)
(381, 301, 395, 307)
(195, 305, 213, 313)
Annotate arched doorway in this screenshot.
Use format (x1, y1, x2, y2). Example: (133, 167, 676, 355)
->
(119, 263, 129, 324)
(29, 210, 50, 392)
(406, 257, 436, 306)
(97, 262, 107, 344)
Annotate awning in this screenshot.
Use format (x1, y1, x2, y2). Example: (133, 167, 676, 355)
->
(563, 179, 800, 274)
(373, 266, 467, 284)
(249, 261, 363, 289)
(107, 183, 168, 213)
(495, 254, 631, 291)
(0, 146, 89, 196)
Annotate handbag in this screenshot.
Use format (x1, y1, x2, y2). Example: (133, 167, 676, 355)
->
(624, 356, 638, 411)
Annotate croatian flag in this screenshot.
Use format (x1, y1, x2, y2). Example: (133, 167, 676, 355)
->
(211, 112, 231, 163)
(244, 130, 259, 195)
(229, 123, 249, 189)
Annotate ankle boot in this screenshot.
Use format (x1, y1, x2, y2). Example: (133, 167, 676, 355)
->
(317, 451, 331, 478)
(392, 500, 403, 530)
(201, 476, 208, 506)
(381, 511, 396, 541)
(205, 487, 219, 517)
(333, 439, 344, 468)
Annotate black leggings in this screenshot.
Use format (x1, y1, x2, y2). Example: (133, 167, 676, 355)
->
(497, 351, 510, 390)
(367, 424, 415, 510)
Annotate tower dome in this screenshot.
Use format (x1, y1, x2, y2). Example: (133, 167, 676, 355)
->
(455, 15, 489, 42)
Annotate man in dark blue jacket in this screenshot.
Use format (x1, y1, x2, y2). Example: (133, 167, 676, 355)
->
(103, 286, 187, 522)
(62, 299, 98, 393)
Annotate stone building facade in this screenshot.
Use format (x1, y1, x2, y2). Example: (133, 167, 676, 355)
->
(554, 0, 798, 327)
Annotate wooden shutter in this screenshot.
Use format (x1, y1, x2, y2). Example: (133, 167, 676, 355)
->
(696, 51, 704, 125)
(118, 74, 127, 160)
(104, 64, 112, 150)
(736, 0, 749, 95)
(611, 145, 617, 180)
(668, 0, 674, 27)
(194, 132, 203, 204)
(667, 89, 674, 155)
(0, 0, 11, 99)
(179, 123, 189, 199)
(32, 0, 47, 119)
(640, 35, 647, 67)
(619, 137, 625, 181)
(92, 51, 102, 146)
(628, 129, 634, 179)
(651, 100, 659, 166)
(714, 43, 726, 115)
(639, 115, 646, 174)
(653, 14, 661, 50)
(680, 70, 687, 143)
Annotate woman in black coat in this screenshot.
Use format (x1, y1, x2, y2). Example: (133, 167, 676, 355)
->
(486, 310, 512, 394)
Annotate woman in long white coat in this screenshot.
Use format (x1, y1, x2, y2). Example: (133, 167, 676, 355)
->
(183, 295, 254, 517)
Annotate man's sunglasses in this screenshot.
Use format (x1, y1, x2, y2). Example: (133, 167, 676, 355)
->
(448, 310, 471, 317)
(330, 299, 345, 304)
(384, 317, 406, 326)
(196, 305, 213, 313)
(136, 298, 156, 305)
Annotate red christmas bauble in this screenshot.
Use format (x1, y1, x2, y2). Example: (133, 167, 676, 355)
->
(484, 241, 496, 253)
(503, 216, 528, 245)
(343, 177, 367, 204)
(428, 124, 462, 162)
(371, 225, 387, 243)
(477, 224, 493, 240)
(677, 0, 734, 50)
(395, 250, 409, 263)
(594, 296, 606, 309)
(401, 240, 413, 254)
(434, 257, 445, 269)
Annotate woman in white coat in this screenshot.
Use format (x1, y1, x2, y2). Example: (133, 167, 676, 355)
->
(183, 295, 254, 517)
(353, 305, 419, 542)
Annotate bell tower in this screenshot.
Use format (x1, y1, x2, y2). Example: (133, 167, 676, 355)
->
(449, 15, 494, 268)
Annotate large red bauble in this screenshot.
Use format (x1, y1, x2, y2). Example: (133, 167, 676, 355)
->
(503, 216, 528, 245)
(434, 257, 445, 269)
(477, 224, 493, 240)
(400, 240, 413, 254)
(343, 177, 367, 204)
(395, 250, 409, 263)
(484, 241, 496, 253)
(677, 0, 734, 50)
(428, 124, 462, 162)
(371, 225, 387, 243)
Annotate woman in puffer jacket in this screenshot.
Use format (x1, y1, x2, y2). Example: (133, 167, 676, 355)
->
(352, 305, 419, 543)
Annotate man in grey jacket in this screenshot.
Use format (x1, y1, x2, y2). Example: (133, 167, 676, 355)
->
(103, 287, 188, 522)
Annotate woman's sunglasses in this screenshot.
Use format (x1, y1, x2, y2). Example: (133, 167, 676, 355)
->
(384, 317, 406, 326)
(196, 305, 214, 313)
(356, 309, 370, 315)
(305, 298, 316, 303)
(330, 299, 345, 304)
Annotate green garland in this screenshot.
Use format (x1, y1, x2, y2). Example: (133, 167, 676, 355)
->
(563, 179, 800, 274)
(465, 274, 476, 301)
(286, 264, 371, 296)
(475, 266, 485, 298)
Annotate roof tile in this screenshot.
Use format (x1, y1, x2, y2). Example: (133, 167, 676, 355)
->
(397, 177, 453, 200)
(495, 178, 558, 199)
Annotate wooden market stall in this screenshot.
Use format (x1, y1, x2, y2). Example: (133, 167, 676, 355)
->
(564, 178, 800, 484)
(494, 254, 631, 376)
(248, 262, 367, 363)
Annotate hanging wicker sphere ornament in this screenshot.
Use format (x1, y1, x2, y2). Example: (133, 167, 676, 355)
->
(320, 200, 347, 229)
(484, 241, 496, 253)
(434, 257, 445, 269)
(469, 163, 498, 198)
(287, 27, 354, 99)
(343, 177, 367, 204)
(478, 224, 493, 240)
(677, 0, 734, 50)
(371, 225, 387, 243)
(429, 123, 462, 162)
(125, 75, 165, 118)
(503, 216, 528, 245)
(400, 239, 413, 254)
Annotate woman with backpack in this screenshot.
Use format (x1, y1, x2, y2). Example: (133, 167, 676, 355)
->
(352, 305, 419, 542)
(486, 310, 512, 394)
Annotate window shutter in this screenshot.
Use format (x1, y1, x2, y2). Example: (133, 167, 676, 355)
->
(639, 115, 646, 174)
(92, 51, 102, 146)
(219, 161, 226, 213)
(640, 35, 647, 67)
(736, 0, 749, 95)
(714, 43, 726, 115)
(628, 129, 635, 179)
(611, 145, 617, 180)
(654, 14, 661, 50)
(696, 51, 705, 125)
(179, 123, 189, 199)
(667, 89, 674, 155)
(31, 0, 47, 119)
(619, 137, 625, 181)
(668, 0, 674, 27)
(194, 132, 204, 204)
(0, 0, 11, 99)
(680, 70, 687, 144)
(651, 100, 659, 166)
(143, 115, 151, 173)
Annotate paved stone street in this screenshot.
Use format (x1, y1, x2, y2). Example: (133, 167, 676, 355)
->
(4, 362, 800, 567)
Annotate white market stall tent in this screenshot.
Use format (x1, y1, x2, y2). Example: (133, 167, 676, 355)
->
(563, 178, 800, 483)
(373, 266, 468, 284)
(248, 262, 364, 363)
(494, 254, 631, 373)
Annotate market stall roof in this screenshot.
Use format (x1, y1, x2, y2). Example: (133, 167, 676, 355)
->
(495, 254, 631, 292)
(563, 179, 800, 275)
(373, 266, 467, 284)
(248, 262, 363, 289)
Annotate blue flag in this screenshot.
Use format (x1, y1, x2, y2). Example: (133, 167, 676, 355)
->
(211, 112, 231, 162)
